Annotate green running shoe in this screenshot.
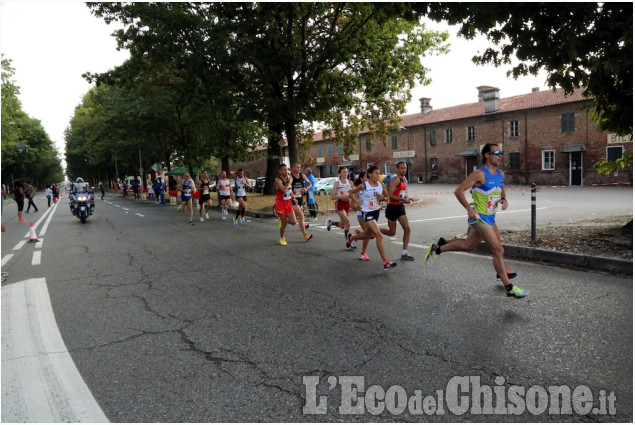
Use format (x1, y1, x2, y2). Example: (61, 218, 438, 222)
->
(423, 243, 439, 264)
(506, 285, 531, 299)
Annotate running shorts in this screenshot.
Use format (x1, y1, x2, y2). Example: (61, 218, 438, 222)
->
(336, 200, 350, 213)
(275, 199, 294, 216)
(468, 213, 496, 227)
(363, 210, 380, 222)
(385, 203, 406, 221)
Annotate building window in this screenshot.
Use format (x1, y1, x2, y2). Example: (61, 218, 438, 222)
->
(429, 130, 437, 146)
(509, 120, 519, 137)
(467, 126, 475, 142)
(509, 152, 520, 170)
(384, 162, 391, 174)
(562, 113, 575, 133)
(327, 144, 333, 155)
(327, 165, 336, 176)
(366, 139, 372, 152)
(391, 135, 398, 149)
(337, 143, 343, 155)
(445, 129, 453, 143)
(607, 146, 624, 162)
(318, 146, 323, 156)
(366, 162, 373, 170)
(542, 150, 555, 170)
(430, 157, 438, 172)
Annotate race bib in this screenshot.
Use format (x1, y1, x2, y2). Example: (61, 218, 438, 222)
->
(284, 189, 293, 200)
(369, 195, 379, 210)
(293, 188, 303, 198)
(339, 188, 349, 197)
(237, 184, 246, 196)
(487, 194, 501, 214)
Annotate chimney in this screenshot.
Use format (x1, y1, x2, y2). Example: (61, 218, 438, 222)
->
(419, 97, 432, 115)
(481, 87, 500, 114)
(476, 85, 497, 102)
(532, 87, 540, 93)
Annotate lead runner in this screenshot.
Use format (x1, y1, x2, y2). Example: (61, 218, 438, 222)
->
(424, 143, 530, 299)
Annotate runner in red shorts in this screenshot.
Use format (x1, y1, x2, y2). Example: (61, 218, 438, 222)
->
(274, 164, 297, 246)
(326, 166, 356, 251)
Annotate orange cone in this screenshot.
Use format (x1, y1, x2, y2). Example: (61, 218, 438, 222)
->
(28, 222, 38, 242)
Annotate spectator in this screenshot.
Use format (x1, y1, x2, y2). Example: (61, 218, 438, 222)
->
(24, 182, 38, 213)
(45, 185, 52, 207)
(13, 179, 26, 222)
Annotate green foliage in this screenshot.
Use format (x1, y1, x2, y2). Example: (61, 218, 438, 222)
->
(424, 3, 633, 136)
(1, 55, 63, 186)
(595, 151, 633, 176)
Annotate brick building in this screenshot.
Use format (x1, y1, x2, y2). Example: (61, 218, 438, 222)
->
(232, 87, 632, 185)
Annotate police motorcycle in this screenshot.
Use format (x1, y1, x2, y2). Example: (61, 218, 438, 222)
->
(69, 177, 95, 223)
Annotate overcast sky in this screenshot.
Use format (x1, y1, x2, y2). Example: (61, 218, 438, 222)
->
(1, 2, 550, 162)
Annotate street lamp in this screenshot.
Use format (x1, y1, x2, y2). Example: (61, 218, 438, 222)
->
(16, 143, 27, 181)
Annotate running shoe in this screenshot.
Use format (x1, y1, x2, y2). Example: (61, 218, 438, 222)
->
(496, 269, 518, 280)
(347, 233, 355, 247)
(506, 285, 531, 299)
(200, 217, 204, 222)
(205, 213, 210, 219)
(279, 237, 287, 246)
(304, 233, 313, 242)
(383, 260, 397, 269)
(423, 243, 439, 264)
(304, 223, 310, 229)
(326, 218, 333, 231)
(189, 221, 194, 226)
(222, 215, 226, 220)
(177, 205, 182, 212)
(233, 218, 239, 227)
(359, 252, 370, 261)
(346, 245, 357, 251)
(19, 219, 26, 223)
(400, 253, 415, 261)
(240, 218, 246, 224)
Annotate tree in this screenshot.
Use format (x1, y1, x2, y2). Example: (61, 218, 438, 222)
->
(423, 3, 632, 136)
(87, 2, 448, 193)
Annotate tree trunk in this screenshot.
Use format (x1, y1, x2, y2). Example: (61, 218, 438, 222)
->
(264, 122, 284, 195)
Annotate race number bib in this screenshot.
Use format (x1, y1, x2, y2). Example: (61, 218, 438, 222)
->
(293, 188, 303, 198)
(284, 188, 293, 200)
(369, 195, 379, 210)
(339, 188, 349, 197)
(487, 194, 501, 214)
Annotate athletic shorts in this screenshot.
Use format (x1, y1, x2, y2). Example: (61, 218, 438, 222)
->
(293, 197, 305, 208)
(385, 203, 406, 221)
(219, 195, 231, 201)
(336, 200, 350, 213)
(200, 194, 211, 203)
(275, 200, 294, 216)
(468, 213, 496, 227)
(363, 210, 380, 222)
(237, 195, 247, 202)
(181, 194, 192, 202)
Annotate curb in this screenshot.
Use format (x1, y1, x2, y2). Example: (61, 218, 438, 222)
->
(474, 243, 632, 276)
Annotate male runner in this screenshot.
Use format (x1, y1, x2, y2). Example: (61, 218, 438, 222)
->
(217, 171, 233, 220)
(290, 163, 312, 241)
(233, 169, 252, 226)
(177, 172, 196, 225)
(423, 143, 530, 298)
(197, 170, 213, 222)
(379, 161, 414, 260)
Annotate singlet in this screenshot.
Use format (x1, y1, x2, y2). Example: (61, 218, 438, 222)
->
(200, 178, 211, 195)
(218, 179, 231, 196)
(181, 179, 193, 197)
(276, 176, 293, 202)
(291, 173, 305, 199)
(471, 167, 504, 216)
(235, 177, 247, 197)
(336, 179, 351, 200)
(359, 181, 383, 212)
(389, 176, 408, 205)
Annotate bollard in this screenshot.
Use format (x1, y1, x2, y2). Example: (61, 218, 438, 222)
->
(530, 183, 537, 244)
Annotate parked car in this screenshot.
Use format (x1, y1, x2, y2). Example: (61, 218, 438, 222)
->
(254, 177, 267, 194)
(247, 179, 256, 192)
(313, 177, 336, 195)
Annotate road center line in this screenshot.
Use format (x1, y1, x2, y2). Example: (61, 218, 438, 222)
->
(31, 251, 41, 266)
(38, 200, 60, 237)
(13, 240, 27, 251)
(135, 213, 144, 217)
(2, 254, 14, 267)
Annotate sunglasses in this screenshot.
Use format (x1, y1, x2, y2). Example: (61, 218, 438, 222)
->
(488, 150, 504, 156)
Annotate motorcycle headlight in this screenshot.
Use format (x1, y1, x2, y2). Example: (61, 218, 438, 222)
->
(78, 196, 88, 201)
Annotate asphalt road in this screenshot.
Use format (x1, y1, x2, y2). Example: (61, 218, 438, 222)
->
(1, 186, 632, 422)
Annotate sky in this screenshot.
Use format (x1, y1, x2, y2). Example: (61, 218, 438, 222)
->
(1, 2, 550, 165)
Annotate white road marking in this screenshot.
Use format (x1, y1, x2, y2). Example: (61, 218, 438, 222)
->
(122, 208, 129, 211)
(38, 200, 60, 237)
(31, 251, 41, 266)
(35, 239, 44, 249)
(13, 240, 27, 251)
(21, 204, 55, 238)
(1, 278, 109, 422)
(2, 254, 14, 267)
(135, 213, 144, 217)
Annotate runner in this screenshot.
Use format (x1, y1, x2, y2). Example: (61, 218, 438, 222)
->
(177, 172, 196, 225)
(326, 166, 355, 251)
(275, 164, 307, 245)
(233, 169, 252, 226)
(423, 143, 530, 298)
(197, 170, 213, 222)
(290, 162, 313, 241)
(217, 171, 233, 220)
(350, 166, 396, 269)
(380, 161, 414, 260)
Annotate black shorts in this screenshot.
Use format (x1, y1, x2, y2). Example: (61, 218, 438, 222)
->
(385, 203, 406, 221)
(237, 195, 247, 202)
(219, 195, 231, 201)
(200, 194, 211, 203)
(363, 210, 380, 222)
(294, 197, 305, 207)
(16, 198, 24, 211)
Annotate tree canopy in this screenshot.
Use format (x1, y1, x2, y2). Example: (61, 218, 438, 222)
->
(1, 55, 64, 188)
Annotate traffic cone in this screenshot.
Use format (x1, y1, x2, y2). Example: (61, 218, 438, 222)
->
(28, 222, 38, 242)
